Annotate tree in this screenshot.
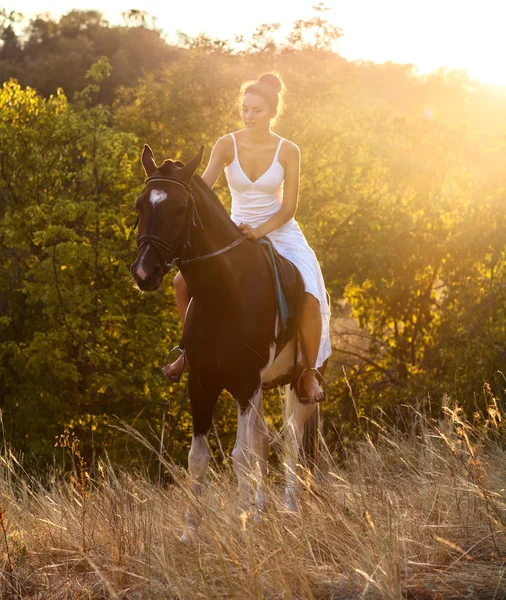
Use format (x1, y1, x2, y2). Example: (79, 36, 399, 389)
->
(0, 10, 179, 104)
(0, 60, 189, 467)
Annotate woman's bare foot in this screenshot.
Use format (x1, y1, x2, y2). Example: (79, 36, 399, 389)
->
(301, 371, 325, 404)
(162, 352, 185, 381)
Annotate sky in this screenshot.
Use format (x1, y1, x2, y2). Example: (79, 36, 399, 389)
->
(4, 0, 506, 87)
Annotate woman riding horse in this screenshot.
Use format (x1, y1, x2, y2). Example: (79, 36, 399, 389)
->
(163, 72, 332, 403)
(131, 72, 333, 540)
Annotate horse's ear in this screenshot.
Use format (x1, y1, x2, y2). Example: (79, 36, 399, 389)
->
(180, 146, 204, 180)
(141, 144, 157, 177)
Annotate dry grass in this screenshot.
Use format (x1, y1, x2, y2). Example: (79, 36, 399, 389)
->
(1, 395, 506, 599)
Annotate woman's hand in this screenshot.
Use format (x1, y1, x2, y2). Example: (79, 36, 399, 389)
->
(238, 222, 259, 241)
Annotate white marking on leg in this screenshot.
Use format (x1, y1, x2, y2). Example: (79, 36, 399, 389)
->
(149, 189, 167, 206)
(232, 382, 265, 511)
(233, 344, 275, 514)
(283, 387, 316, 511)
(188, 434, 210, 494)
(253, 400, 269, 511)
(181, 434, 210, 544)
(253, 341, 277, 511)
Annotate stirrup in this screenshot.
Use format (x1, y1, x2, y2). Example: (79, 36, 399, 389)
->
(162, 345, 186, 383)
(297, 367, 327, 404)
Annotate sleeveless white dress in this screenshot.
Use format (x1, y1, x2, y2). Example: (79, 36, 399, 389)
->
(224, 132, 332, 368)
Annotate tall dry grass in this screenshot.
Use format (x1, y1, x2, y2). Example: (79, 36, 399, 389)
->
(1, 393, 506, 599)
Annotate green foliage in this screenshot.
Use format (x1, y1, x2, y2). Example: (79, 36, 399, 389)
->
(0, 7, 505, 466)
(0, 10, 179, 103)
(0, 68, 189, 467)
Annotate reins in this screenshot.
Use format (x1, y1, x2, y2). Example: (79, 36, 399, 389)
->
(179, 235, 247, 266)
(136, 176, 246, 269)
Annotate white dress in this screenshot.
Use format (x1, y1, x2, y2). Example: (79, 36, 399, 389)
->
(224, 132, 332, 368)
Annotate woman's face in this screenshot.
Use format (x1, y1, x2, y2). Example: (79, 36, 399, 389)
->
(242, 92, 274, 130)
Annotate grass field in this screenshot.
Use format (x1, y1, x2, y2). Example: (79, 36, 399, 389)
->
(1, 395, 506, 599)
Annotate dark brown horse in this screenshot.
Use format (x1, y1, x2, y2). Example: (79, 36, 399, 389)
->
(131, 145, 324, 542)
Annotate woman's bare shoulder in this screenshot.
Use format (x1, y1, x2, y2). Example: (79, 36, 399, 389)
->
(214, 133, 235, 149)
(279, 138, 300, 166)
(213, 133, 234, 154)
(211, 134, 235, 162)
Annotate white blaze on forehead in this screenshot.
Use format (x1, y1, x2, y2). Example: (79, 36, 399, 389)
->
(149, 189, 167, 206)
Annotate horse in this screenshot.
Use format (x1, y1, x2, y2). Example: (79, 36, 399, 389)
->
(131, 144, 326, 542)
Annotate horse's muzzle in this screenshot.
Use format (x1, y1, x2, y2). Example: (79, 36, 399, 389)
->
(130, 260, 164, 291)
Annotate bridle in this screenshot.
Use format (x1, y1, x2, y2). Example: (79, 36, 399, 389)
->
(135, 176, 246, 271)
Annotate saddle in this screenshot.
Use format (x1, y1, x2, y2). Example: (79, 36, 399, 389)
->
(257, 237, 305, 353)
(257, 238, 327, 402)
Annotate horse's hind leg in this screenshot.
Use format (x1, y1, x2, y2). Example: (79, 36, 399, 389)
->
(232, 382, 262, 512)
(283, 384, 316, 511)
(181, 377, 219, 544)
(253, 399, 269, 512)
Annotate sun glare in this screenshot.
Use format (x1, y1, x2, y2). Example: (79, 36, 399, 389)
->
(3, 0, 506, 87)
(330, 0, 506, 88)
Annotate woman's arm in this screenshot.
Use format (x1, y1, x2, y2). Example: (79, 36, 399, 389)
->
(200, 136, 230, 189)
(240, 141, 300, 240)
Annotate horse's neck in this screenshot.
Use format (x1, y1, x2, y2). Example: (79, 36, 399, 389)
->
(180, 181, 242, 290)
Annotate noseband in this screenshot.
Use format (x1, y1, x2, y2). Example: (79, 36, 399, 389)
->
(136, 176, 246, 271)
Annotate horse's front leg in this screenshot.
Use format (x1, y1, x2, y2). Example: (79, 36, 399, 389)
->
(283, 385, 317, 511)
(181, 434, 210, 544)
(232, 382, 262, 513)
(180, 376, 219, 544)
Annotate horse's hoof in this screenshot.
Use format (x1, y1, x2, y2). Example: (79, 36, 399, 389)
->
(284, 491, 299, 513)
(252, 503, 268, 523)
(254, 494, 269, 514)
(180, 529, 198, 545)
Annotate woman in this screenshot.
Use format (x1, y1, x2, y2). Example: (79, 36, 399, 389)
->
(163, 72, 331, 404)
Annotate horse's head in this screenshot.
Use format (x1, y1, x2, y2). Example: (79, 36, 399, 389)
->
(130, 144, 204, 291)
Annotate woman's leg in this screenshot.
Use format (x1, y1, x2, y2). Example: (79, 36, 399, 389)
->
(174, 270, 190, 324)
(299, 292, 325, 403)
(162, 271, 190, 379)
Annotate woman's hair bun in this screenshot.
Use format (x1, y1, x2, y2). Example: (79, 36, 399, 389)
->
(258, 73, 282, 94)
(239, 71, 285, 123)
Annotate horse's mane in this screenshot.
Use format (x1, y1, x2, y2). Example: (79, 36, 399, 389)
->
(191, 175, 231, 219)
(158, 159, 238, 234)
